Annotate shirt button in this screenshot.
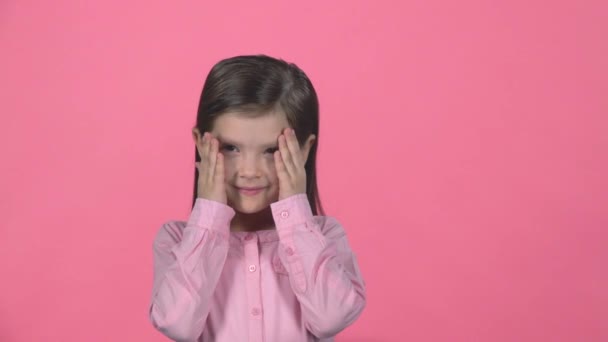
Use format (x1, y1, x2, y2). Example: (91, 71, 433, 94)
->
(285, 247, 294, 256)
(280, 210, 289, 219)
(244, 234, 253, 241)
(248, 264, 256, 272)
(251, 307, 261, 316)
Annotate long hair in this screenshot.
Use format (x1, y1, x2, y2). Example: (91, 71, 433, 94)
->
(191, 55, 325, 216)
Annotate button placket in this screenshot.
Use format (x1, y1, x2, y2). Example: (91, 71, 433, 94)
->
(243, 234, 264, 342)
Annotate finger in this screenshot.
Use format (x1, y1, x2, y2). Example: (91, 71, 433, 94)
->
(215, 152, 224, 183)
(196, 132, 206, 164)
(278, 134, 296, 177)
(284, 128, 303, 167)
(207, 138, 218, 182)
(274, 150, 289, 180)
(201, 132, 211, 162)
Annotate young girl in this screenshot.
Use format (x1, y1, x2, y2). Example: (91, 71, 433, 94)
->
(148, 55, 366, 342)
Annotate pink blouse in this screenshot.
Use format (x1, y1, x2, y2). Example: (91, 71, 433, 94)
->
(148, 194, 366, 341)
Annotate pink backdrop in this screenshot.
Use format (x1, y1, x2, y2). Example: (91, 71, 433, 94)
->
(1, 1, 607, 341)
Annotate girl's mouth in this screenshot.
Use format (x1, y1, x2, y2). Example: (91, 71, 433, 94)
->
(237, 187, 265, 196)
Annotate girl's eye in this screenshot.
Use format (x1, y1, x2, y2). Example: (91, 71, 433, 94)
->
(265, 147, 279, 154)
(221, 144, 238, 152)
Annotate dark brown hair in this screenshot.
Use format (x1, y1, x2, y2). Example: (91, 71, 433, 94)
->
(192, 55, 325, 216)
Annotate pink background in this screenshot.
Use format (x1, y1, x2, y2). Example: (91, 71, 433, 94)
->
(1, 1, 607, 341)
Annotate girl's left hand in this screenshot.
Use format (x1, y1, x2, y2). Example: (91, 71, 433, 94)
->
(274, 127, 306, 201)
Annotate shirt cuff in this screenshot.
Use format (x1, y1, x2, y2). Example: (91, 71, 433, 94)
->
(187, 197, 235, 237)
(270, 193, 314, 231)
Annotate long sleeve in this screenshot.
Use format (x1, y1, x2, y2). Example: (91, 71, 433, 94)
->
(270, 194, 367, 339)
(149, 198, 235, 342)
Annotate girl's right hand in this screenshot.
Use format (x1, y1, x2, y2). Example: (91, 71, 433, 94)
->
(195, 132, 227, 204)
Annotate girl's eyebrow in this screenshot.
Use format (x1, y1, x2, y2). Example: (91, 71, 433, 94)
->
(216, 134, 278, 148)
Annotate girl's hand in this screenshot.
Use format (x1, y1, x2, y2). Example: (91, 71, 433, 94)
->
(195, 132, 227, 204)
(274, 128, 307, 201)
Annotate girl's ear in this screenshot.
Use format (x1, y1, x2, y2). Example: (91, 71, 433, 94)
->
(192, 127, 202, 144)
(301, 134, 316, 165)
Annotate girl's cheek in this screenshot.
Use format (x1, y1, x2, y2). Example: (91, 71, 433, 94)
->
(264, 158, 278, 177)
(222, 157, 237, 174)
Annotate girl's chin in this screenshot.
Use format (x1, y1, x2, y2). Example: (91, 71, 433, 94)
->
(228, 198, 272, 214)
(233, 205, 268, 215)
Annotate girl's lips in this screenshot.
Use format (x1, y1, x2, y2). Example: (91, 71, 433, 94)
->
(237, 187, 265, 196)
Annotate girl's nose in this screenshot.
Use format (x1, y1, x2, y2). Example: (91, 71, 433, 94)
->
(238, 155, 262, 178)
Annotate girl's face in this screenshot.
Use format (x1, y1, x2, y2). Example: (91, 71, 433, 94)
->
(207, 111, 291, 214)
